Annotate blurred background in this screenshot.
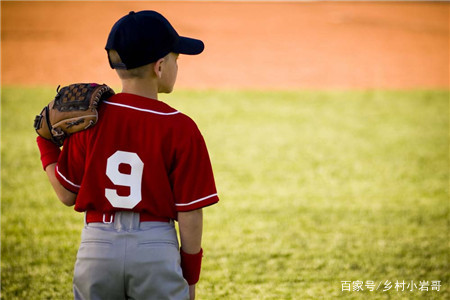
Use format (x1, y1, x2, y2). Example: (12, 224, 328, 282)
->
(1, 0, 448, 90)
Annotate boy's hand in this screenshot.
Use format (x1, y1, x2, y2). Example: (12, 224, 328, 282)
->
(189, 285, 196, 300)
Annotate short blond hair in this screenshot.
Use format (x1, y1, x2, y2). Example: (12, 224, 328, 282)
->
(108, 50, 151, 79)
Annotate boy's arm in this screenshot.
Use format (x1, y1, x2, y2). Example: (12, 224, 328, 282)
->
(178, 209, 203, 253)
(37, 136, 76, 206)
(178, 209, 203, 299)
(45, 163, 76, 206)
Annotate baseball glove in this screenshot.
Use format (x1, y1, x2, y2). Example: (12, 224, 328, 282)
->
(34, 83, 115, 146)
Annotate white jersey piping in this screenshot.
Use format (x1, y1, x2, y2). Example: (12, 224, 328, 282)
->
(176, 193, 218, 207)
(56, 165, 81, 189)
(104, 100, 180, 116)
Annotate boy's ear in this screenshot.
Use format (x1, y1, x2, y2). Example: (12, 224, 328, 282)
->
(153, 57, 164, 78)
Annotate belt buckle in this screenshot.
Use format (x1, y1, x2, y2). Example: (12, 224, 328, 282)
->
(102, 213, 114, 224)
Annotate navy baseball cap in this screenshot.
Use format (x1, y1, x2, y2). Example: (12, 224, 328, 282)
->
(105, 10, 204, 69)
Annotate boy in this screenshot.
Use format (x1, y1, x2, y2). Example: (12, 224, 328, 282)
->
(36, 10, 219, 299)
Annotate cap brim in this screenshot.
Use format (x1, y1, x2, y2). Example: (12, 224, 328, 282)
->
(173, 36, 204, 55)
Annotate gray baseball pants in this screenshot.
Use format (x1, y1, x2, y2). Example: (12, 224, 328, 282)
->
(73, 211, 189, 300)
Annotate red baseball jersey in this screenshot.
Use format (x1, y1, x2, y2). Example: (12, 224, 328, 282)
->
(55, 93, 219, 219)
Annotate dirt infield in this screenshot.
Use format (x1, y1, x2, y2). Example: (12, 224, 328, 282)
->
(1, 1, 448, 89)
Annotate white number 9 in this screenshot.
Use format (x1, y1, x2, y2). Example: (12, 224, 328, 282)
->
(105, 151, 144, 209)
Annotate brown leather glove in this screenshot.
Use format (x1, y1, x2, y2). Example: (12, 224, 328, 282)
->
(34, 83, 115, 146)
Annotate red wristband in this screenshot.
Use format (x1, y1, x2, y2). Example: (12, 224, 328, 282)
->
(36, 136, 61, 170)
(180, 248, 203, 285)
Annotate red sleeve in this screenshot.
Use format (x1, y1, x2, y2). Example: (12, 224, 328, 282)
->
(170, 122, 219, 212)
(54, 133, 86, 194)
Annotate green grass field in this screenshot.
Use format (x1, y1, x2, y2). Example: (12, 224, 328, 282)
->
(1, 87, 448, 299)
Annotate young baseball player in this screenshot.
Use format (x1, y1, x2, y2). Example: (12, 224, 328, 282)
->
(36, 10, 219, 299)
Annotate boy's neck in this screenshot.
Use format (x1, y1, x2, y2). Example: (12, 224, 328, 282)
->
(120, 78, 159, 100)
